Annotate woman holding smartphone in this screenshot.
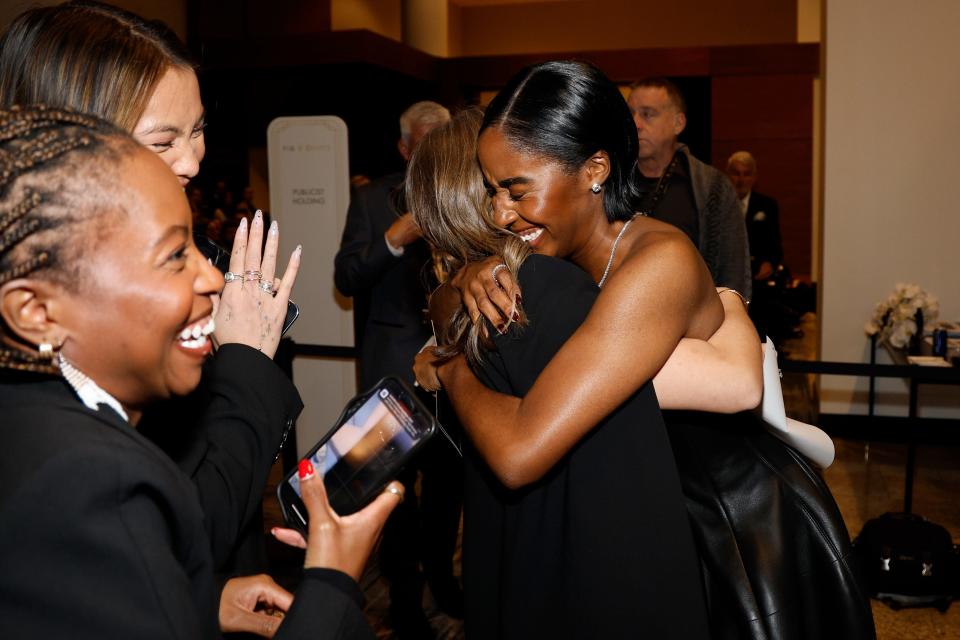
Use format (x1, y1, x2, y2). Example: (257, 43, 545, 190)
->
(0, 2, 305, 634)
(0, 106, 402, 638)
(411, 63, 872, 639)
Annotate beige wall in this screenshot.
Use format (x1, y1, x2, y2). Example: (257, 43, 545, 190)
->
(1, 0, 187, 39)
(796, 0, 821, 43)
(821, 0, 960, 416)
(332, 0, 402, 41)
(456, 0, 796, 56)
(403, 0, 449, 56)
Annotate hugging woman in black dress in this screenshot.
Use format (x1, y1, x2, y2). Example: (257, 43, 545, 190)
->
(0, 107, 402, 639)
(408, 102, 763, 637)
(413, 62, 874, 640)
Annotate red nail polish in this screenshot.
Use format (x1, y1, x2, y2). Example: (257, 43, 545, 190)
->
(496, 322, 506, 335)
(512, 310, 520, 322)
(298, 459, 315, 480)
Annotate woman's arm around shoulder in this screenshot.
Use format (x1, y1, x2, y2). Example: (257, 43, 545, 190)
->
(437, 229, 715, 489)
(652, 287, 763, 413)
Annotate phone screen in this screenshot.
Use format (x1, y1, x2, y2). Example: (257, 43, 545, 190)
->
(287, 385, 422, 512)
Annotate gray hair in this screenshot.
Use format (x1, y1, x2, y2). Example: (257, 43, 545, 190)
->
(399, 101, 451, 144)
(727, 150, 757, 172)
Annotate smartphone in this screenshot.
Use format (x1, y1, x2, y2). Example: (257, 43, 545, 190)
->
(276, 377, 436, 533)
(194, 233, 299, 335)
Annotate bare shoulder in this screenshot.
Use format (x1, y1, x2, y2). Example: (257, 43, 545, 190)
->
(623, 215, 702, 275)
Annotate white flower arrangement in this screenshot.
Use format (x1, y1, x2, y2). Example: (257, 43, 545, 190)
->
(864, 283, 940, 348)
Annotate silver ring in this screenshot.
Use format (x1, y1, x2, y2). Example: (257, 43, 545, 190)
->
(224, 271, 242, 283)
(383, 483, 404, 503)
(258, 280, 274, 294)
(491, 263, 508, 285)
(243, 270, 262, 282)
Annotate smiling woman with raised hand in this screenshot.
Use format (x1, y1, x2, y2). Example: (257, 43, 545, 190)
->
(0, 3, 314, 634)
(0, 106, 401, 639)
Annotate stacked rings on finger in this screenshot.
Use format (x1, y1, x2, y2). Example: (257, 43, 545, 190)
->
(223, 271, 242, 283)
(243, 270, 263, 282)
(491, 263, 508, 285)
(258, 280, 274, 294)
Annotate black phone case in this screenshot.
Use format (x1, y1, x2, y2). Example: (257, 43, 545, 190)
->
(276, 376, 436, 534)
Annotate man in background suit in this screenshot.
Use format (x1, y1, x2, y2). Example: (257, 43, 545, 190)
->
(627, 78, 752, 298)
(727, 150, 797, 343)
(335, 101, 461, 639)
(727, 150, 783, 282)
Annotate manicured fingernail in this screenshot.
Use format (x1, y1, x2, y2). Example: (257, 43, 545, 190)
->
(298, 459, 315, 480)
(515, 293, 522, 304)
(512, 310, 520, 322)
(496, 322, 506, 335)
(239, 217, 248, 230)
(269, 220, 278, 235)
(294, 244, 302, 257)
(270, 527, 278, 536)
(254, 209, 263, 222)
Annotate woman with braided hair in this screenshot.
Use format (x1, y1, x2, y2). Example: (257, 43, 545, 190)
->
(0, 106, 401, 639)
(0, 5, 309, 632)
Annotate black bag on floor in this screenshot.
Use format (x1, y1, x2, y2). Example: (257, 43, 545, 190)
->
(853, 512, 959, 611)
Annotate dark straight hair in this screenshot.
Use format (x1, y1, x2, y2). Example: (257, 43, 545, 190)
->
(0, 1, 195, 132)
(480, 60, 642, 222)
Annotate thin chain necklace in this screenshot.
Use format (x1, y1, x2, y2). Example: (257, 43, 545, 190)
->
(598, 214, 639, 288)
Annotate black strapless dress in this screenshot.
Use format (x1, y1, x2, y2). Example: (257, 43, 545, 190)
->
(462, 254, 711, 639)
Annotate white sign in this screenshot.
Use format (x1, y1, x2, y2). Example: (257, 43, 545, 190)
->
(268, 116, 355, 457)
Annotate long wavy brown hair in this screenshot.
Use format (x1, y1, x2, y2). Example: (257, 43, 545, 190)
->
(406, 108, 530, 364)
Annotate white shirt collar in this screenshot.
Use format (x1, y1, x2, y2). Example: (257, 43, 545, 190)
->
(738, 191, 752, 217)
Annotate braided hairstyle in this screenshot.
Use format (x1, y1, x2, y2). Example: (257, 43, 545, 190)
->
(0, 105, 137, 374)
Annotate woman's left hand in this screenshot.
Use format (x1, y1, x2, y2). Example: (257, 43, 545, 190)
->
(214, 210, 302, 358)
(219, 574, 292, 638)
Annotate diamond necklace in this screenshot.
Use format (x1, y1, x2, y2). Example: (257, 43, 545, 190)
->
(598, 214, 639, 288)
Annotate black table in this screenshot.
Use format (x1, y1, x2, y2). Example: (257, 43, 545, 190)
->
(871, 335, 960, 513)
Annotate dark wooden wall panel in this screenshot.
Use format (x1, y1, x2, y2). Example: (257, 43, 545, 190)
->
(190, 33, 819, 277)
(191, 0, 331, 40)
(712, 74, 814, 277)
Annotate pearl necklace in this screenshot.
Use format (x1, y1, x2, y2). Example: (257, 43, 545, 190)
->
(598, 215, 639, 288)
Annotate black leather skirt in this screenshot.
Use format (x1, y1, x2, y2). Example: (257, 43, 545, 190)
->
(665, 410, 876, 640)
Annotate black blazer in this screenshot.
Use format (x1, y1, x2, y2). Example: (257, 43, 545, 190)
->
(334, 172, 432, 389)
(745, 191, 784, 277)
(0, 374, 373, 639)
(138, 344, 301, 572)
